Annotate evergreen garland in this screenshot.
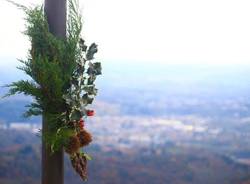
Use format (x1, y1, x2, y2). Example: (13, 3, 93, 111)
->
(4, 0, 101, 180)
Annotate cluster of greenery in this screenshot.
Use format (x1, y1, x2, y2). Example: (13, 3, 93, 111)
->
(4, 0, 101, 153)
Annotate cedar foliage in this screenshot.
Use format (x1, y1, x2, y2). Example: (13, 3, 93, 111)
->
(4, 0, 101, 180)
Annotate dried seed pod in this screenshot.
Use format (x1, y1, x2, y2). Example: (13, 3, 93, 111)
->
(71, 153, 88, 181)
(65, 135, 81, 154)
(77, 129, 92, 147)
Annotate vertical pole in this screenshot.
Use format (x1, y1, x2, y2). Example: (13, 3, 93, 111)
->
(42, 0, 66, 184)
(44, 0, 66, 37)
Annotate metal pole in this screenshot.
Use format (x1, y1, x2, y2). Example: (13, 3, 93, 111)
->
(42, 0, 66, 184)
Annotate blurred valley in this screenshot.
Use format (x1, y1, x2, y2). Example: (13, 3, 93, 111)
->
(0, 62, 250, 184)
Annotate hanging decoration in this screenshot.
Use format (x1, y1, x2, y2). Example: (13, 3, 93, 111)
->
(4, 0, 101, 181)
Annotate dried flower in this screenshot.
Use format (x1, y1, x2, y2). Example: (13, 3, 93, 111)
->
(65, 135, 81, 154)
(77, 129, 92, 147)
(71, 153, 88, 181)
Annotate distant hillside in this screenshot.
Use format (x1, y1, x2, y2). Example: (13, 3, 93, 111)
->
(1, 63, 250, 122)
(0, 130, 250, 184)
(0, 98, 40, 123)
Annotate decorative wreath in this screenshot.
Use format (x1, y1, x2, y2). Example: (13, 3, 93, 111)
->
(4, 0, 101, 180)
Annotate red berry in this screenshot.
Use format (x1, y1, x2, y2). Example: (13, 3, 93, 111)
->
(79, 118, 84, 129)
(86, 110, 94, 116)
(79, 121, 84, 129)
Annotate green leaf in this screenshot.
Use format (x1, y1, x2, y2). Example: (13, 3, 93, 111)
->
(93, 62, 102, 75)
(81, 94, 94, 105)
(87, 75, 96, 85)
(84, 153, 92, 160)
(79, 151, 92, 160)
(86, 43, 98, 60)
(50, 127, 75, 153)
(83, 85, 98, 95)
(70, 108, 82, 120)
(79, 38, 87, 51)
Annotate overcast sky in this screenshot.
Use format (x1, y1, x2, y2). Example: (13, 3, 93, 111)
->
(0, 0, 250, 67)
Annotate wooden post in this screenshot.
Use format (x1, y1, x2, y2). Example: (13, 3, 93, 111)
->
(44, 0, 66, 37)
(42, 0, 66, 184)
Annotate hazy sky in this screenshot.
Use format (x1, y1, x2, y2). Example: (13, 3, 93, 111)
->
(0, 0, 250, 66)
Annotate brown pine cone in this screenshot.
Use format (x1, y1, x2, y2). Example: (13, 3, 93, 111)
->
(71, 153, 88, 181)
(65, 135, 81, 154)
(77, 129, 92, 147)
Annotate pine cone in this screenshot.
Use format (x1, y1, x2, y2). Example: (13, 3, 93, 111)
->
(71, 153, 88, 181)
(77, 129, 92, 147)
(65, 135, 81, 154)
